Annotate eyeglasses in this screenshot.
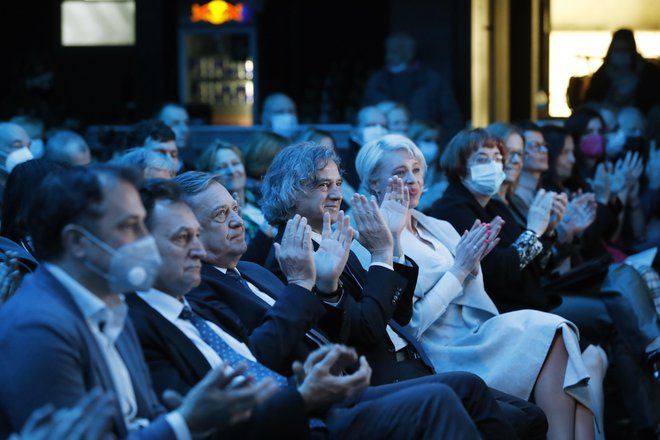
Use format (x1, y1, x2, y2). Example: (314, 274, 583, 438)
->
(525, 142, 548, 153)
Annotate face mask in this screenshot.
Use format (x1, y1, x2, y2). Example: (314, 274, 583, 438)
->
(3, 147, 34, 173)
(270, 113, 298, 138)
(77, 228, 162, 293)
(609, 52, 632, 68)
(579, 133, 604, 159)
(361, 125, 388, 145)
(417, 141, 439, 164)
(464, 162, 506, 196)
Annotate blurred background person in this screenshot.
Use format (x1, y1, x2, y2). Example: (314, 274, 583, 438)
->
(242, 131, 288, 197)
(409, 119, 446, 212)
(108, 148, 174, 180)
(260, 92, 298, 139)
(585, 29, 660, 114)
(363, 32, 463, 139)
(43, 130, 91, 167)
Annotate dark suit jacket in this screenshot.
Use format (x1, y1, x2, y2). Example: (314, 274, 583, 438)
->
(126, 294, 311, 440)
(264, 237, 424, 385)
(0, 266, 175, 439)
(189, 262, 340, 375)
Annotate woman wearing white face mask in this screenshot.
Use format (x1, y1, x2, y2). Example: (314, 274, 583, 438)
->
(354, 134, 605, 440)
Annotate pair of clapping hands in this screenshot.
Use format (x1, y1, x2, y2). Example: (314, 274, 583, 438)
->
(588, 151, 645, 205)
(273, 177, 412, 294)
(526, 188, 598, 244)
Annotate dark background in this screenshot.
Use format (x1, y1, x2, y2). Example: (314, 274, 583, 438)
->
(0, 0, 527, 129)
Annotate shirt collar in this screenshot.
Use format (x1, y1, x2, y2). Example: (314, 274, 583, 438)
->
(45, 262, 127, 342)
(136, 288, 188, 324)
(311, 230, 322, 244)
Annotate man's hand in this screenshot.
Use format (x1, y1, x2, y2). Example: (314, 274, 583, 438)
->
(351, 193, 394, 266)
(315, 211, 353, 294)
(11, 388, 116, 440)
(379, 177, 410, 258)
(293, 345, 371, 413)
(0, 250, 23, 304)
(273, 215, 316, 291)
(171, 363, 279, 436)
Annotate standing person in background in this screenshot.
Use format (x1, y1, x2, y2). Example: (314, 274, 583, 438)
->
(363, 33, 463, 139)
(585, 29, 660, 114)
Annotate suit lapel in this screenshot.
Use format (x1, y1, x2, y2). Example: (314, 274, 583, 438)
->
(36, 267, 128, 437)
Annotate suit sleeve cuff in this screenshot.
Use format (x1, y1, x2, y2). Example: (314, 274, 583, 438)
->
(166, 411, 192, 440)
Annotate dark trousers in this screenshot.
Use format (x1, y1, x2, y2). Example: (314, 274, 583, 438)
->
(377, 357, 546, 439)
(326, 373, 481, 439)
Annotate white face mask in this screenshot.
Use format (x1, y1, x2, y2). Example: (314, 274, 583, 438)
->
(465, 162, 506, 196)
(417, 141, 439, 164)
(77, 228, 163, 293)
(361, 125, 389, 145)
(270, 113, 298, 138)
(3, 147, 34, 173)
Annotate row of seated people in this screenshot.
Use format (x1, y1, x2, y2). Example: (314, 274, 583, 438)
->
(0, 104, 659, 438)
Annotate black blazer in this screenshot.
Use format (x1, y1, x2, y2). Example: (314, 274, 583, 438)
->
(264, 235, 427, 386)
(126, 294, 311, 440)
(189, 262, 336, 376)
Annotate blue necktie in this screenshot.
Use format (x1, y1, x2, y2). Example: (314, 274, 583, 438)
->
(179, 305, 289, 387)
(225, 268, 251, 290)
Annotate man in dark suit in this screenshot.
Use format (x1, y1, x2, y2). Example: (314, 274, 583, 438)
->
(128, 178, 487, 439)
(0, 166, 274, 439)
(258, 142, 548, 440)
(173, 170, 535, 439)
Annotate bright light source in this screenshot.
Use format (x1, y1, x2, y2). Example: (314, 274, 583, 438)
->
(61, 1, 135, 47)
(549, 31, 660, 117)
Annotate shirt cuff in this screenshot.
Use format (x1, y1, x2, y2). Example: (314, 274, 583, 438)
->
(322, 291, 344, 307)
(370, 261, 394, 271)
(166, 411, 192, 440)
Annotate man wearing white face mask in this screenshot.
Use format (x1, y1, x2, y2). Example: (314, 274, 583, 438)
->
(261, 93, 299, 139)
(0, 122, 34, 175)
(340, 106, 390, 189)
(0, 165, 272, 439)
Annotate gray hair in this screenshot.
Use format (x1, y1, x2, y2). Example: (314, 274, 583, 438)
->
(173, 171, 222, 200)
(355, 134, 427, 196)
(109, 148, 173, 176)
(44, 130, 89, 164)
(261, 142, 340, 226)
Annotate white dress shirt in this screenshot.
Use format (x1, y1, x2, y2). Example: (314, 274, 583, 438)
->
(44, 263, 189, 440)
(136, 288, 256, 369)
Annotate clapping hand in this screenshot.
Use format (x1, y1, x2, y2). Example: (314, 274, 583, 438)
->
(273, 215, 316, 291)
(351, 193, 394, 266)
(588, 163, 611, 205)
(547, 192, 568, 233)
(526, 189, 554, 237)
(11, 389, 116, 440)
(293, 345, 371, 413)
(558, 193, 597, 241)
(450, 217, 502, 283)
(0, 250, 23, 304)
(169, 363, 279, 436)
(315, 211, 354, 294)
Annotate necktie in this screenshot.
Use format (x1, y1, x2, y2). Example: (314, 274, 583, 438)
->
(179, 305, 289, 387)
(225, 268, 251, 290)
